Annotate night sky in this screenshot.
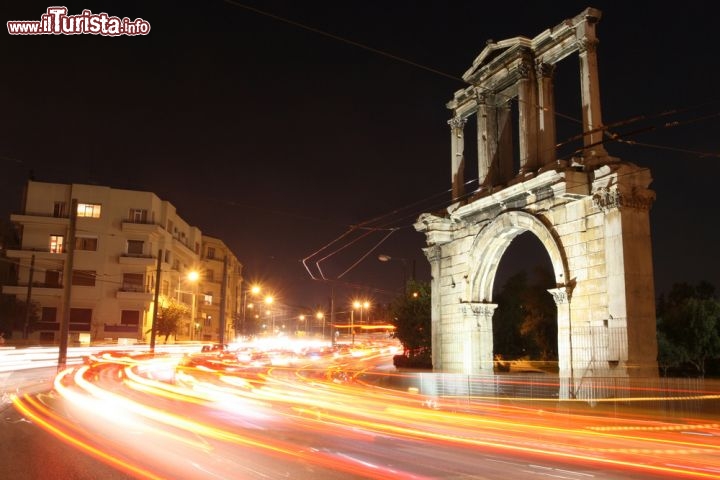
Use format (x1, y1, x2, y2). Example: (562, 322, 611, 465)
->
(2, 1, 719, 313)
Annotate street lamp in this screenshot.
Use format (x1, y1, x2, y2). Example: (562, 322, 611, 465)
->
(351, 300, 370, 345)
(350, 300, 370, 345)
(361, 301, 369, 324)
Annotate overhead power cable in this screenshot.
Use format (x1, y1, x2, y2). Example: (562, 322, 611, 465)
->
(223, 0, 585, 128)
(224, 0, 461, 82)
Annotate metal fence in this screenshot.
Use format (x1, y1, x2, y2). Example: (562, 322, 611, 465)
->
(377, 371, 720, 420)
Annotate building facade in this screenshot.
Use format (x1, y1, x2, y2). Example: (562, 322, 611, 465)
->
(2, 180, 243, 345)
(197, 235, 243, 343)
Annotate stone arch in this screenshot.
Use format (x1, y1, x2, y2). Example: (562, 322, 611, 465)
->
(415, 8, 659, 390)
(468, 210, 567, 303)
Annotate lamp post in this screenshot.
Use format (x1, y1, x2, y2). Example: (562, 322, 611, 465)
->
(298, 314, 305, 336)
(360, 301, 369, 324)
(264, 296, 274, 335)
(177, 270, 200, 341)
(188, 270, 199, 341)
(378, 254, 415, 292)
(316, 311, 325, 339)
(241, 285, 261, 336)
(352, 300, 370, 345)
(350, 307, 355, 346)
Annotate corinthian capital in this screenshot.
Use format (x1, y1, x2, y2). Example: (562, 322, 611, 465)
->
(577, 38, 599, 54)
(535, 62, 555, 78)
(462, 302, 498, 318)
(447, 116, 467, 130)
(547, 286, 572, 305)
(517, 60, 533, 79)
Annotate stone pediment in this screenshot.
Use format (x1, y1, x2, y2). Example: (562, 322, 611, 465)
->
(461, 7, 602, 86)
(462, 36, 531, 83)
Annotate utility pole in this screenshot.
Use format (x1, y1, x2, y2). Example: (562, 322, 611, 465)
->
(23, 254, 35, 339)
(58, 198, 77, 371)
(330, 284, 336, 346)
(218, 255, 228, 345)
(150, 249, 162, 353)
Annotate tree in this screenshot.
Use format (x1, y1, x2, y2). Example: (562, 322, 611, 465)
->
(493, 268, 557, 361)
(389, 279, 431, 368)
(148, 299, 188, 344)
(493, 272, 529, 358)
(656, 282, 720, 377)
(0, 295, 16, 336)
(518, 267, 557, 361)
(0, 296, 40, 338)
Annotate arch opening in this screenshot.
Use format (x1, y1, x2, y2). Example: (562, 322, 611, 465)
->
(492, 231, 558, 372)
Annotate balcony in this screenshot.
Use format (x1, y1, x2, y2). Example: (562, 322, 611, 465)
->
(118, 253, 157, 266)
(121, 220, 163, 236)
(171, 235, 196, 256)
(1, 282, 63, 297)
(23, 322, 88, 332)
(5, 248, 67, 262)
(35, 322, 60, 331)
(104, 324, 139, 333)
(116, 287, 153, 302)
(70, 323, 91, 332)
(11, 212, 69, 227)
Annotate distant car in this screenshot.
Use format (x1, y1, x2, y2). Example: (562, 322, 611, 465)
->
(200, 343, 227, 353)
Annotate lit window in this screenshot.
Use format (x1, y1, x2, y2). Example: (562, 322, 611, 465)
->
(49, 235, 64, 253)
(203, 293, 213, 305)
(77, 203, 101, 218)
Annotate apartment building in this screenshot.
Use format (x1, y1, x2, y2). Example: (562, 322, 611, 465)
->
(197, 235, 243, 343)
(1, 180, 243, 345)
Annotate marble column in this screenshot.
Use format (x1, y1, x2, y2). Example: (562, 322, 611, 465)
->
(518, 54, 539, 175)
(449, 116, 467, 201)
(576, 18, 607, 158)
(536, 62, 557, 167)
